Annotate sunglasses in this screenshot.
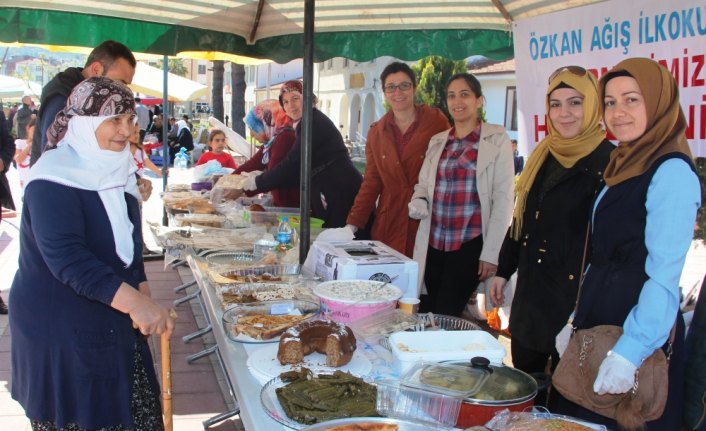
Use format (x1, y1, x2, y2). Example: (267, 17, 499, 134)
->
(547, 65, 588, 84)
(383, 82, 413, 94)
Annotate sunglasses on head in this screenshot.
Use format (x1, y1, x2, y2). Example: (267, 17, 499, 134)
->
(547, 65, 588, 84)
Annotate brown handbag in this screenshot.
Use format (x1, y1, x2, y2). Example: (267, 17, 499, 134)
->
(553, 324, 672, 430)
(552, 221, 672, 430)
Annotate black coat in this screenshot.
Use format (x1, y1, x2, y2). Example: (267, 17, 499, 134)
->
(256, 108, 362, 227)
(0, 110, 15, 211)
(496, 139, 614, 353)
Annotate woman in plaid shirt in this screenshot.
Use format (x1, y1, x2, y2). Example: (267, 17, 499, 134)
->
(409, 73, 515, 316)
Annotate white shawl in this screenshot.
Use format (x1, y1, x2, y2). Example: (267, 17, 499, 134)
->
(27, 116, 140, 267)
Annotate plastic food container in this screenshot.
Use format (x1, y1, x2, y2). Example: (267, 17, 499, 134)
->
(376, 379, 463, 428)
(205, 252, 255, 266)
(173, 213, 226, 228)
(253, 239, 279, 258)
(348, 308, 419, 340)
(388, 330, 506, 373)
(221, 300, 319, 342)
(313, 280, 403, 323)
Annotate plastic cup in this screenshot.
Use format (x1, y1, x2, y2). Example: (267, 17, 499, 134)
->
(398, 297, 420, 314)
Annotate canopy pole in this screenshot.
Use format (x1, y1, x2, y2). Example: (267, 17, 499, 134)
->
(299, 0, 314, 264)
(161, 55, 170, 226)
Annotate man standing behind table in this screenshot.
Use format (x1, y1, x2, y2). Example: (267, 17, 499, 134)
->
(14, 96, 33, 140)
(30, 40, 136, 166)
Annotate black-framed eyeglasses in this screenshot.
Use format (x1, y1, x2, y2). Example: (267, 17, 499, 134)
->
(383, 82, 413, 93)
(547, 65, 588, 84)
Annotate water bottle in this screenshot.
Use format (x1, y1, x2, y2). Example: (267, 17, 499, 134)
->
(174, 147, 189, 170)
(276, 217, 293, 249)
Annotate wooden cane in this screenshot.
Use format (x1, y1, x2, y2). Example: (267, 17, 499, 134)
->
(162, 310, 176, 431)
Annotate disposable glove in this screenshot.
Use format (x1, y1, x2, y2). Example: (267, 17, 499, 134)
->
(242, 171, 263, 191)
(408, 198, 429, 220)
(345, 224, 358, 234)
(593, 350, 637, 395)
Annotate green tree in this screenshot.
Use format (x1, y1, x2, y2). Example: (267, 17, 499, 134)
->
(156, 58, 188, 77)
(412, 56, 466, 122)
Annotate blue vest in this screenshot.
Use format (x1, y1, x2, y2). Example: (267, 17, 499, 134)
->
(574, 153, 695, 329)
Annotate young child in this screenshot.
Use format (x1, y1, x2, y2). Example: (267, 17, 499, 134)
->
(130, 123, 164, 177)
(196, 129, 237, 169)
(14, 117, 35, 192)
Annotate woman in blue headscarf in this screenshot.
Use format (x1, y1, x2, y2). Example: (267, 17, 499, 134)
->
(235, 99, 299, 207)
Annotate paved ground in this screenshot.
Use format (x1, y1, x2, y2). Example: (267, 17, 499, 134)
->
(0, 166, 244, 430)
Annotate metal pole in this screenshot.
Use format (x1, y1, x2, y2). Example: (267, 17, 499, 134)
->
(161, 55, 170, 226)
(299, 0, 314, 264)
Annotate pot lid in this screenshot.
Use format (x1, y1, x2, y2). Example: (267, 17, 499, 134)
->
(446, 357, 538, 404)
(400, 361, 490, 398)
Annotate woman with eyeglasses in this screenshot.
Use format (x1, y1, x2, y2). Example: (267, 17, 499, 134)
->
(346, 62, 449, 256)
(551, 58, 699, 430)
(488, 66, 614, 380)
(409, 73, 514, 316)
(243, 80, 362, 227)
(234, 99, 299, 208)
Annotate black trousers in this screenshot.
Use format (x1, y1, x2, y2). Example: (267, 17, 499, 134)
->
(420, 235, 483, 317)
(512, 341, 559, 407)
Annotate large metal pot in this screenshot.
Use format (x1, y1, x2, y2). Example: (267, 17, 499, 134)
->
(444, 357, 549, 427)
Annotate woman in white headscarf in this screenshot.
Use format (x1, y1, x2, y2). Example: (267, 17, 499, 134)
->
(10, 77, 174, 430)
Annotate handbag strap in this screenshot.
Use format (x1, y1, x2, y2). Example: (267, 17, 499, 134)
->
(571, 220, 592, 322)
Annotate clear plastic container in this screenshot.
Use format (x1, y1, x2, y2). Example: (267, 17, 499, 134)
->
(400, 362, 490, 398)
(388, 330, 506, 373)
(348, 308, 419, 339)
(376, 379, 463, 428)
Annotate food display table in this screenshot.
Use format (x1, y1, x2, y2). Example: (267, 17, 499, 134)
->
(185, 253, 291, 430)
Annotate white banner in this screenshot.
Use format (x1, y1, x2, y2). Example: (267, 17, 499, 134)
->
(514, 0, 706, 156)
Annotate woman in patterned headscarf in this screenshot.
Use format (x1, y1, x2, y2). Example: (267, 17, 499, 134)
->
(488, 66, 614, 379)
(551, 58, 700, 430)
(235, 99, 299, 207)
(10, 77, 174, 431)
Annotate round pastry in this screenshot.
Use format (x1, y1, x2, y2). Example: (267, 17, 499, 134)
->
(277, 319, 356, 367)
(249, 203, 266, 212)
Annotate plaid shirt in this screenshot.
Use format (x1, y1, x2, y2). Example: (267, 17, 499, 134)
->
(429, 125, 482, 251)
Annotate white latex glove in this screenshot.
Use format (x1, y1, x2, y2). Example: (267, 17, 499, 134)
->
(593, 351, 637, 395)
(242, 171, 262, 191)
(408, 198, 429, 220)
(345, 224, 358, 234)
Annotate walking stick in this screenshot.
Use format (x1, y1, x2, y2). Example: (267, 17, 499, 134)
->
(162, 309, 177, 431)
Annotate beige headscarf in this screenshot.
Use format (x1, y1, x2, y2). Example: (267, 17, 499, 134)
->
(511, 69, 606, 240)
(600, 58, 693, 186)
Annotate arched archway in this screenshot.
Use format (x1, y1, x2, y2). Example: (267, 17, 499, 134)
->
(348, 93, 361, 143)
(338, 94, 350, 139)
(361, 92, 376, 141)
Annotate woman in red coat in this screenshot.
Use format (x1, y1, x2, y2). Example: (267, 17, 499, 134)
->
(346, 62, 449, 257)
(236, 99, 299, 207)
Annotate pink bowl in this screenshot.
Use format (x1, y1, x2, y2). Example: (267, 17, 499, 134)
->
(314, 280, 403, 323)
(319, 297, 398, 323)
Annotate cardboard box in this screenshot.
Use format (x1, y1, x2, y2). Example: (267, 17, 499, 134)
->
(313, 240, 419, 298)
